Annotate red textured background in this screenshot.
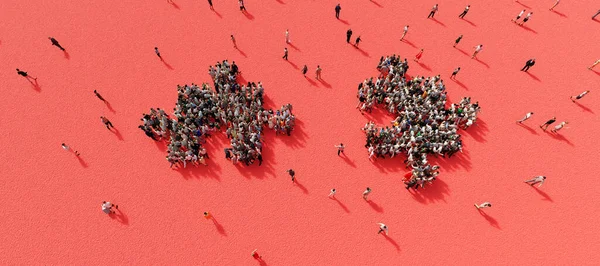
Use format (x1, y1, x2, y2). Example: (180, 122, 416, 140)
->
(1, 0, 599, 265)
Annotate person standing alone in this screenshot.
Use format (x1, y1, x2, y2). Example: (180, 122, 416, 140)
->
(459, 5, 470, 19)
(346, 29, 353, 43)
(335, 4, 341, 19)
(48, 37, 66, 51)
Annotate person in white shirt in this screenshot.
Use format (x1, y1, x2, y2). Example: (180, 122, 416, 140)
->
(513, 9, 525, 22)
(549, 0, 559, 11)
(518, 12, 533, 25)
(471, 45, 483, 59)
(334, 143, 345, 156)
(571, 90, 590, 102)
(102, 201, 118, 214)
(377, 223, 388, 235)
(588, 60, 600, 70)
(362, 187, 372, 200)
(474, 202, 491, 209)
(551, 121, 568, 133)
(285, 29, 290, 43)
(524, 176, 546, 187)
(458, 5, 470, 19)
(400, 25, 409, 41)
(517, 112, 534, 123)
(328, 188, 337, 198)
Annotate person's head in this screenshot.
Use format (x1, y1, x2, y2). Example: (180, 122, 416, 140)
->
(62, 143, 66, 146)
(48, 37, 52, 40)
(531, 112, 534, 114)
(467, 5, 470, 7)
(367, 187, 371, 191)
(16, 68, 19, 71)
(420, 48, 424, 51)
(100, 116, 104, 119)
(565, 121, 569, 124)
(204, 212, 208, 215)
(154, 47, 158, 49)
(487, 203, 492, 207)
(457, 67, 461, 70)
(340, 143, 344, 146)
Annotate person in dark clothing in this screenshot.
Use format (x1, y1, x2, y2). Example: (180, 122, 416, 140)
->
(539, 117, 556, 131)
(593, 9, 600, 20)
(335, 4, 341, 19)
(101, 116, 114, 130)
(450, 67, 461, 79)
(48, 37, 66, 51)
(354, 36, 361, 47)
(208, 0, 213, 9)
(94, 90, 106, 102)
(454, 35, 463, 47)
(287, 169, 296, 183)
(282, 48, 288, 60)
(346, 29, 353, 43)
(155, 47, 162, 60)
(16, 68, 37, 80)
(257, 153, 263, 166)
(139, 125, 158, 140)
(521, 58, 536, 72)
(458, 5, 470, 19)
(224, 148, 232, 159)
(428, 4, 438, 18)
(302, 65, 308, 76)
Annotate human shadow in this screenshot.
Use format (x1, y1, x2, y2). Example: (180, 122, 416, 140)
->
(77, 155, 89, 168)
(574, 101, 594, 114)
(338, 19, 349, 25)
(593, 70, 600, 76)
(463, 118, 489, 143)
(369, 154, 404, 174)
(517, 122, 538, 135)
(234, 136, 277, 180)
(63, 51, 70, 60)
(243, 10, 255, 20)
(333, 197, 350, 213)
(552, 10, 567, 18)
(276, 0, 285, 4)
(318, 78, 332, 88)
(341, 153, 357, 168)
(211, 217, 227, 236)
(286, 60, 299, 70)
(278, 118, 307, 148)
(418, 62, 432, 71)
(403, 39, 417, 48)
(305, 77, 318, 87)
(521, 25, 538, 34)
(432, 18, 446, 27)
(354, 46, 370, 57)
(408, 176, 451, 203)
(236, 47, 248, 58)
(111, 128, 124, 141)
(105, 101, 116, 114)
(451, 79, 468, 90)
(461, 18, 476, 27)
(525, 71, 540, 82)
(456, 48, 469, 57)
(213, 10, 222, 18)
(532, 186, 553, 202)
(546, 131, 574, 146)
(516, 1, 531, 9)
(29, 79, 42, 92)
(475, 58, 490, 68)
(288, 42, 300, 51)
(109, 208, 129, 225)
(370, 0, 383, 8)
(368, 200, 383, 213)
(169, 1, 180, 9)
(163, 60, 174, 70)
(294, 179, 309, 194)
(383, 234, 400, 251)
(153, 139, 168, 152)
(477, 209, 500, 229)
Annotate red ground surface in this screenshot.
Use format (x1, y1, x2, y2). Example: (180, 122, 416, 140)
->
(1, 0, 600, 265)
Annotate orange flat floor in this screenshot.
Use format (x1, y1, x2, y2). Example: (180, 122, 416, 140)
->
(1, 0, 600, 265)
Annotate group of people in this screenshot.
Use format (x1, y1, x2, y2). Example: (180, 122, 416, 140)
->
(139, 60, 296, 168)
(357, 54, 481, 189)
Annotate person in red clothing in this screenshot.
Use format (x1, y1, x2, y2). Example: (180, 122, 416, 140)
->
(414, 49, 424, 62)
(251, 249, 262, 260)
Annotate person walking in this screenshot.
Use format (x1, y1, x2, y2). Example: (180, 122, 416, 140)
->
(302, 65, 308, 76)
(571, 90, 590, 102)
(521, 58, 536, 72)
(102, 201, 118, 214)
(346, 29, 353, 43)
(549, 0, 560, 11)
(513, 9, 525, 22)
(316, 65, 322, 80)
(101, 116, 114, 130)
(362, 187, 372, 201)
(328, 188, 337, 198)
(524, 176, 546, 187)
(94, 90, 106, 102)
(428, 4, 439, 18)
(354, 36, 361, 47)
(453, 35, 463, 47)
(251, 249, 262, 261)
(334, 143, 345, 156)
(154, 47, 162, 60)
(450, 67, 461, 79)
(282, 48, 288, 60)
(48, 37, 66, 51)
(287, 169, 296, 183)
(285, 29, 291, 43)
(539, 116, 556, 131)
(471, 44, 483, 59)
(459, 5, 470, 19)
(231, 35, 237, 48)
(16, 68, 37, 81)
(377, 223, 388, 235)
(400, 25, 409, 41)
(593, 9, 600, 20)
(588, 59, 600, 70)
(516, 112, 534, 123)
(474, 202, 491, 209)
(335, 4, 341, 19)
(518, 12, 533, 25)
(239, 0, 246, 11)
(551, 121, 568, 133)
(203, 211, 212, 219)
(414, 48, 424, 62)
(208, 0, 213, 9)
(62, 143, 80, 156)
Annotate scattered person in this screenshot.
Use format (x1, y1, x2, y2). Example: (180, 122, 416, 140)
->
(335, 4, 341, 19)
(231, 35, 237, 48)
(282, 48, 288, 60)
(346, 29, 353, 43)
(48, 37, 65, 51)
(208, 0, 213, 9)
(414, 48, 424, 62)
(302, 65, 308, 76)
(239, 0, 246, 11)
(588, 59, 600, 70)
(328, 188, 337, 198)
(16, 68, 37, 80)
(428, 4, 439, 19)
(551, 121, 568, 133)
(521, 58, 536, 72)
(517, 112, 534, 123)
(519, 12, 533, 26)
(101, 116, 114, 130)
(287, 169, 296, 183)
(471, 45, 483, 59)
(335, 143, 345, 156)
(285, 29, 291, 43)
(102, 201, 118, 214)
(362, 187, 372, 200)
(474, 202, 491, 209)
(251, 249, 262, 260)
(459, 5, 470, 19)
(524, 176, 546, 187)
(513, 9, 525, 22)
(61, 143, 80, 156)
(377, 223, 388, 235)
(400, 25, 409, 41)
(539, 116, 556, 131)
(203, 211, 212, 219)
(549, 0, 560, 11)
(453, 35, 463, 47)
(155, 47, 162, 60)
(94, 90, 106, 102)
(571, 90, 590, 102)
(450, 67, 461, 79)
(354, 36, 361, 47)
(316, 65, 322, 80)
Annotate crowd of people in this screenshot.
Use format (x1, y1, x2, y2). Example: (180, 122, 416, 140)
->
(139, 60, 296, 168)
(357, 54, 481, 189)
